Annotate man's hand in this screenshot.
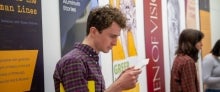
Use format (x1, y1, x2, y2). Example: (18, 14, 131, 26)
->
(105, 67, 142, 92)
(116, 66, 142, 90)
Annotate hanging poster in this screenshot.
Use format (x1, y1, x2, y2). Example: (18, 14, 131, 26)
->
(167, 0, 182, 68)
(185, 0, 197, 29)
(110, 0, 141, 91)
(59, 0, 98, 56)
(143, 0, 165, 91)
(0, 0, 44, 92)
(199, 0, 211, 57)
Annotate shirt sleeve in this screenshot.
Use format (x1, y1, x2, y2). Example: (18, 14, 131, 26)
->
(181, 60, 198, 92)
(61, 58, 89, 92)
(53, 64, 62, 92)
(202, 55, 220, 85)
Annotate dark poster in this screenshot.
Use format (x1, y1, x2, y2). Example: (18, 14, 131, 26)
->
(59, 0, 97, 56)
(0, 0, 44, 92)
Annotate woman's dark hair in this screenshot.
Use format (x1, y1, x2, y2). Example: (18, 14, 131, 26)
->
(86, 5, 127, 35)
(175, 29, 204, 61)
(211, 39, 220, 56)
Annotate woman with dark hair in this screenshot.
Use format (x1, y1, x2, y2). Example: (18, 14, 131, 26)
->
(202, 39, 220, 92)
(171, 29, 204, 92)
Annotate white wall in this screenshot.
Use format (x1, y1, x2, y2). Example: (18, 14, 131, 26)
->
(161, 0, 170, 92)
(42, 0, 60, 92)
(136, 0, 147, 91)
(210, 0, 220, 46)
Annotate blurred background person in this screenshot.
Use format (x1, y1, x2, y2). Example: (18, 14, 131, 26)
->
(202, 39, 220, 92)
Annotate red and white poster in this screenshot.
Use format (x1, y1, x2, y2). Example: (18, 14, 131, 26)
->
(143, 0, 165, 91)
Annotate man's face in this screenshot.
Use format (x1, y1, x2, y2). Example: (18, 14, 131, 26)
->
(94, 22, 121, 53)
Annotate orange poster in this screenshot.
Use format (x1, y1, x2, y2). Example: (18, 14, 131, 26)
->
(199, 0, 211, 57)
(0, 50, 38, 92)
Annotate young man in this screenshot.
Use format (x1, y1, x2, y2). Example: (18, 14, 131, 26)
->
(53, 5, 141, 92)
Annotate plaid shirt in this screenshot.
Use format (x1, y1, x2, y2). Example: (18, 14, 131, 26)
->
(53, 43, 105, 92)
(171, 54, 199, 92)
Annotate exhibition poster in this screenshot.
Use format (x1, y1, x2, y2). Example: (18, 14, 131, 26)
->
(0, 0, 44, 91)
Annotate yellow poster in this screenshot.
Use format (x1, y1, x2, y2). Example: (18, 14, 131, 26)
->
(110, 0, 139, 91)
(0, 50, 38, 92)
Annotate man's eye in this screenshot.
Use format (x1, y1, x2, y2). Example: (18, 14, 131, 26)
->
(110, 35, 117, 39)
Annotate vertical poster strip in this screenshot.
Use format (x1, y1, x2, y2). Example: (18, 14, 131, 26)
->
(167, 0, 182, 69)
(110, 0, 140, 91)
(143, 0, 165, 92)
(199, 0, 211, 57)
(185, 0, 197, 29)
(0, 0, 44, 92)
(59, 0, 98, 56)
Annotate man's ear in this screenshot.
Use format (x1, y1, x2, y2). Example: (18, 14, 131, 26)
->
(90, 27, 98, 36)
